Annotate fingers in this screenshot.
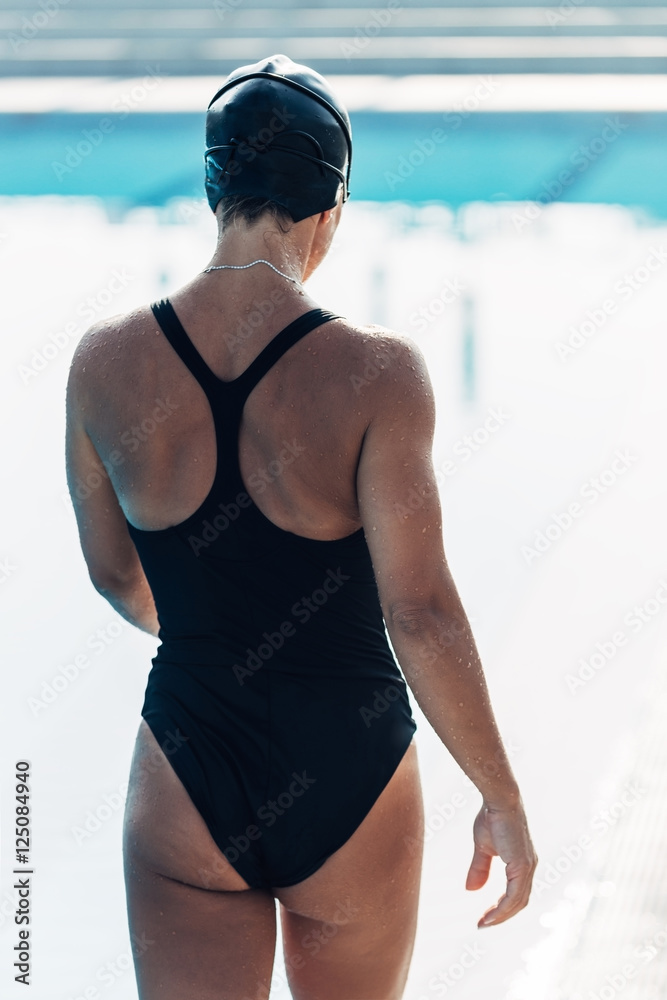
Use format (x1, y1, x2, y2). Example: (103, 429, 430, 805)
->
(465, 845, 492, 891)
(477, 861, 536, 928)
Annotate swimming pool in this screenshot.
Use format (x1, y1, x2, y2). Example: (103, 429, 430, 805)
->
(2, 109, 666, 217)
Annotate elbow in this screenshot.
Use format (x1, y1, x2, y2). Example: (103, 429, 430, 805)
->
(387, 600, 471, 650)
(387, 602, 438, 638)
(88, 565, 137, 597)
(89, 573, 118, 599)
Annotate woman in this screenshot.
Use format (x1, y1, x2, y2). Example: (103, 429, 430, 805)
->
(66, 54, 537, 1000)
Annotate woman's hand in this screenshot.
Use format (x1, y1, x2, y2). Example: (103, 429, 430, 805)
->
(465, 798, 538, 928)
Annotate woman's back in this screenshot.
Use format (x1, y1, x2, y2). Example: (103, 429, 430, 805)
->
(76, 278, 420, 892)
(75, 275, 397, 541)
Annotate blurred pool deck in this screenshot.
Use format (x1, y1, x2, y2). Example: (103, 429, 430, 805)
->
(553, 649, 667, 1000)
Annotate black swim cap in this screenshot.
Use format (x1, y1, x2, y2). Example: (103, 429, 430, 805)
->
(204, 54, 352, 223)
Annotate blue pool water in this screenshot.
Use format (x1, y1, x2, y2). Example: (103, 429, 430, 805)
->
(2, 111, 666, 217)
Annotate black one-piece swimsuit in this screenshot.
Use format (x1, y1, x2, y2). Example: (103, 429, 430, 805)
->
(125, 298, 417, 890)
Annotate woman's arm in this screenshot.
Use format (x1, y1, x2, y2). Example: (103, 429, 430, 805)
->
(65, 344, 160, 638)
(356, 332, 537, 928)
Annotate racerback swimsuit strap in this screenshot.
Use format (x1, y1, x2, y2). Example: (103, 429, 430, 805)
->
(150, 298, 342, 406)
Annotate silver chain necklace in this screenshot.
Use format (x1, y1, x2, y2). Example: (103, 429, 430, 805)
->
(202, 258, 300, 284)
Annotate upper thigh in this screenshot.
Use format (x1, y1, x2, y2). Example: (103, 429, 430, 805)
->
(123, 719, 251, 892)
(274, 738, 424, 924)
(274, 740, 424, 998)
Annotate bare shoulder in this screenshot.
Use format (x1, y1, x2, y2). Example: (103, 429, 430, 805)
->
(331, 317, 435, 412)
(67, 305, 153, 395)
(330, 317, 424, 365)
